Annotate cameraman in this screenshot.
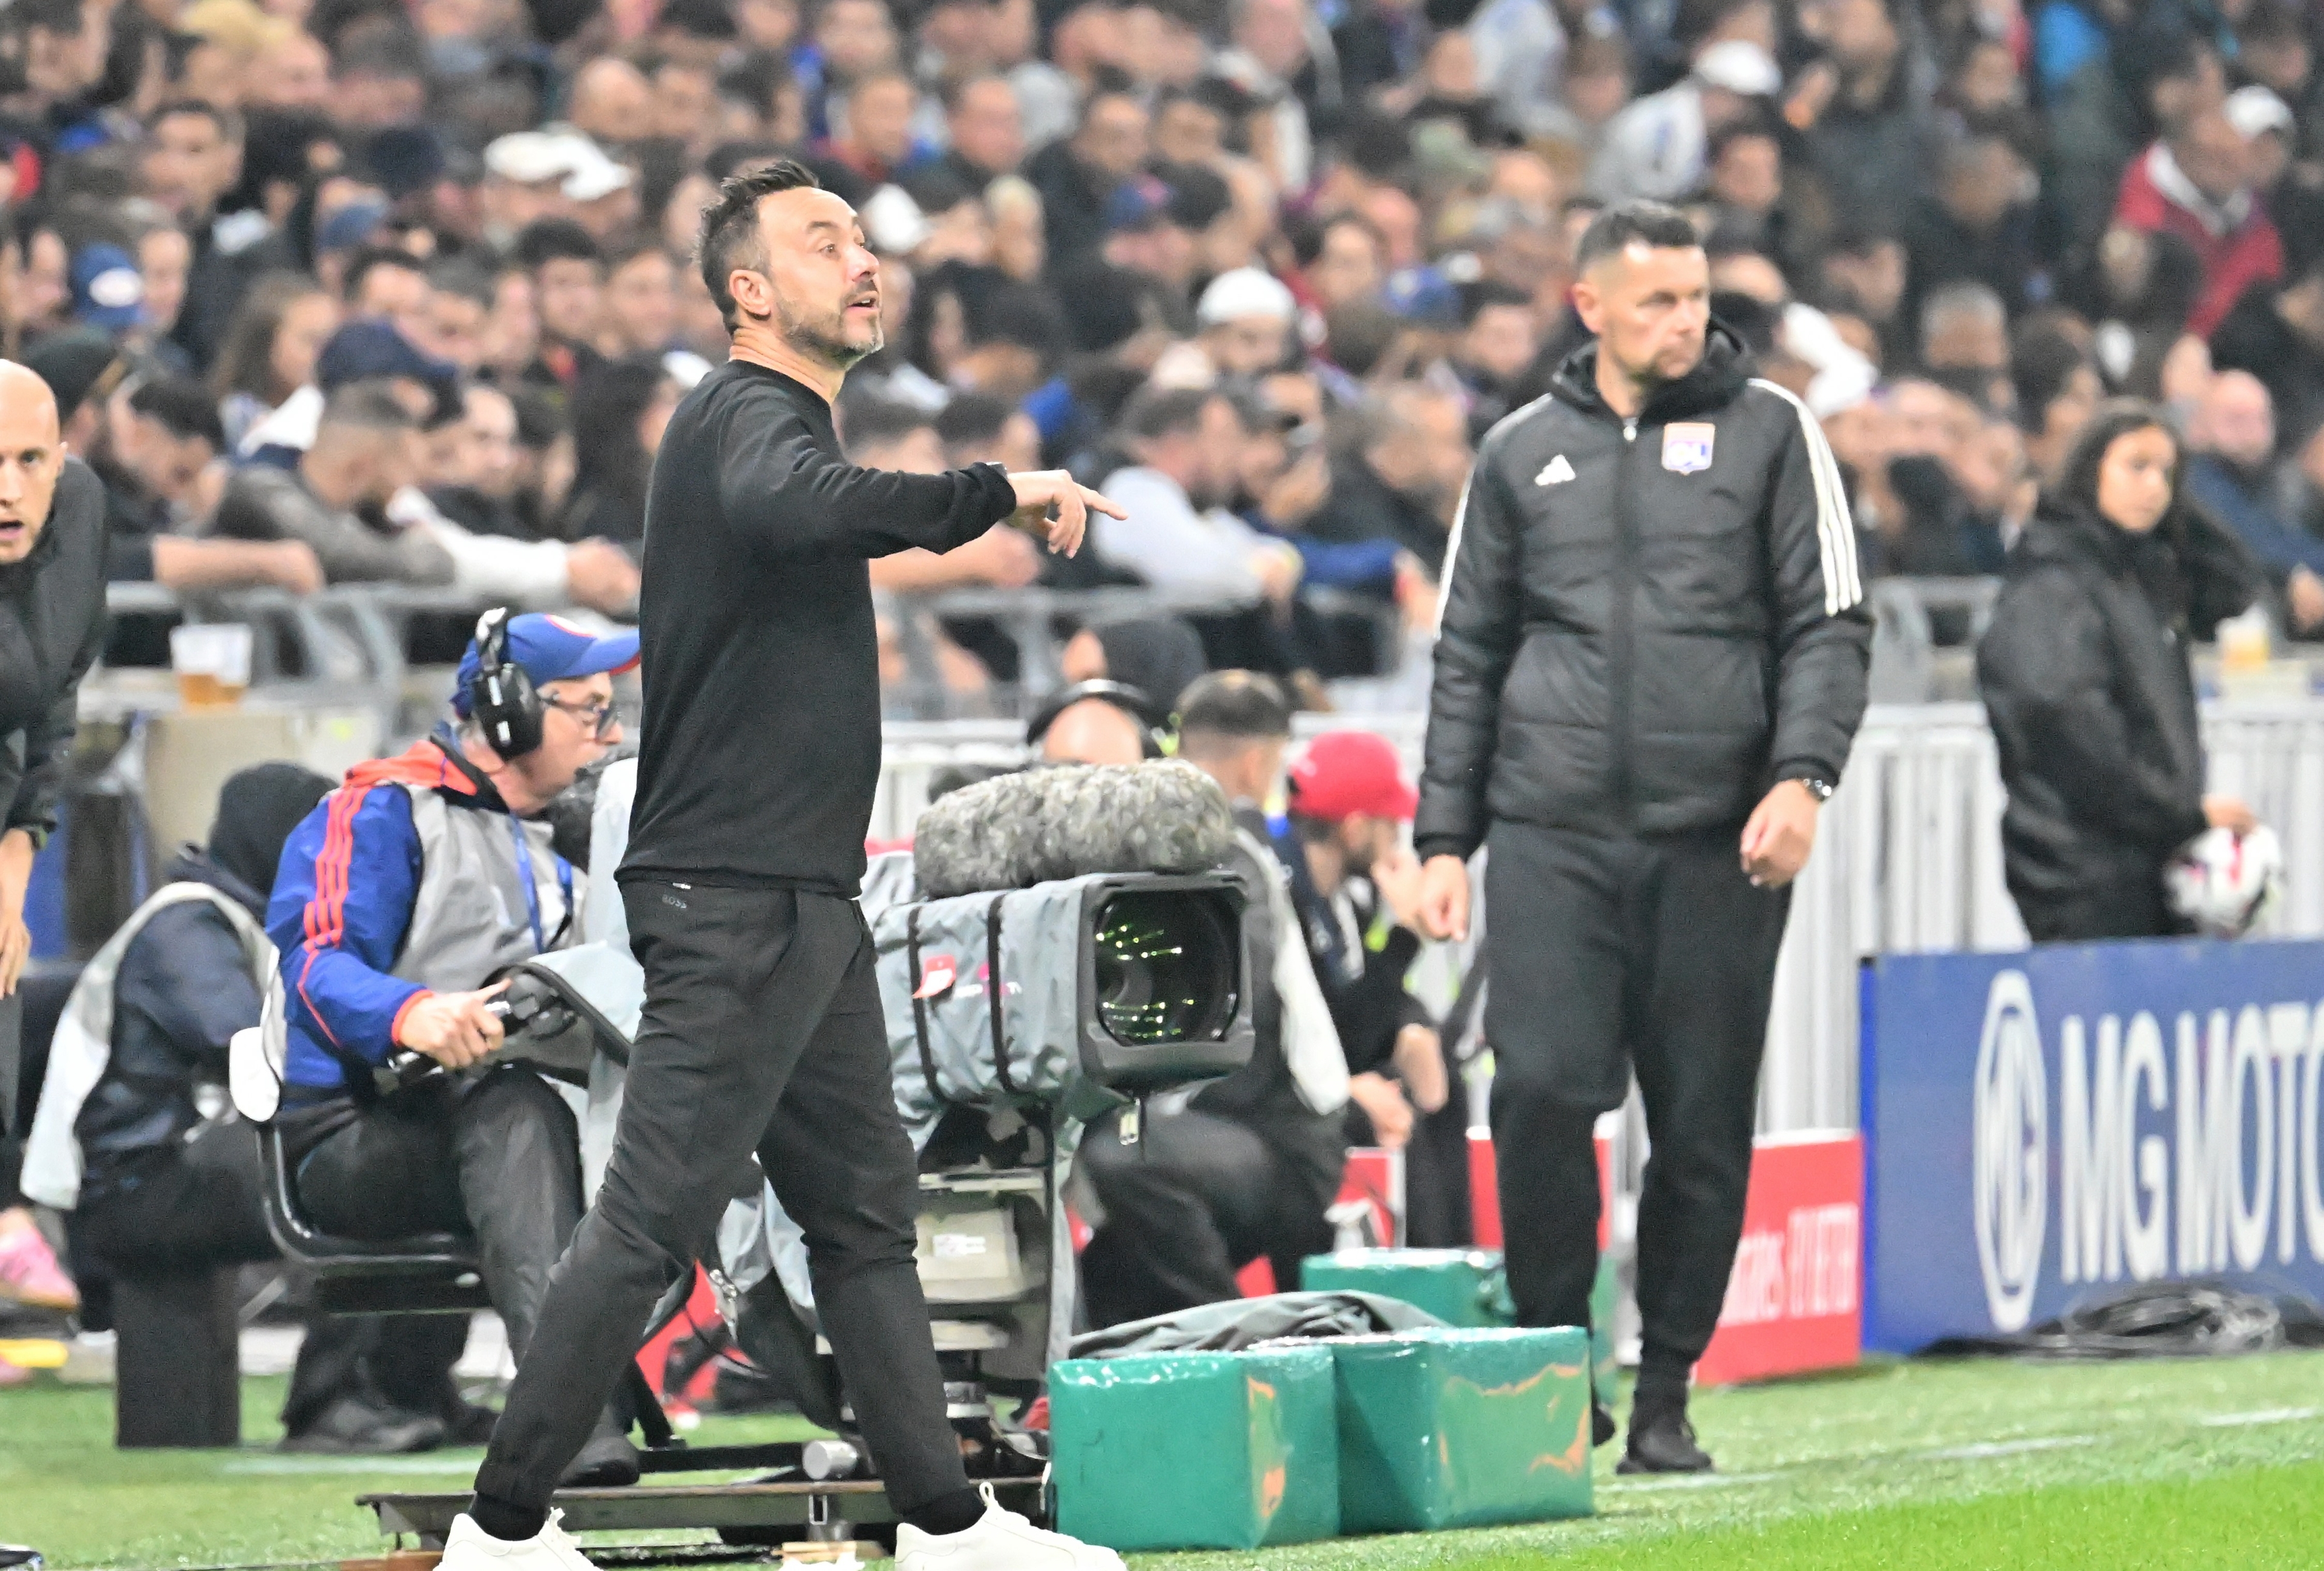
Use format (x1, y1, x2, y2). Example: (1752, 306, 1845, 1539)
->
(266, 612, 641, 1483)
(1075, 673, 1352, 1325)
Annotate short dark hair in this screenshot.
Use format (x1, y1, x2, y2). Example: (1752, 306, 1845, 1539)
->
(935, 390, 1015, 450)
(428, 258, 495, 309)
(841, 396, 935, 461)
(128, 376, 226, 450)
(695, 159, 822, 332)
(332, 18, 429, 82)
(1178, 670, 1292, 743)
(1120, 385, 1216, 444)
(147, 99, 241, 143)
(1574, 199, 1702, 274)
(514, 218, 603, 272)
(344, 245, 425, 303)
(318, 379, 421, 435)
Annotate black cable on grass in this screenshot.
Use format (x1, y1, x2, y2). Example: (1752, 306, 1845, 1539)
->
(1923, 1282, 2324, 1361)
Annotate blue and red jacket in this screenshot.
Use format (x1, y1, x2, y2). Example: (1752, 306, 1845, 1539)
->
(266, 739, 572, 1093)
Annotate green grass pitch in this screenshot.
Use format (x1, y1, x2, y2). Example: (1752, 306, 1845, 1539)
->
(4, 1352, 2322, 1569)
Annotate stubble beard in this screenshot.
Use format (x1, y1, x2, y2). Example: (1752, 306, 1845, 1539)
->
(776, 295, 884, 371)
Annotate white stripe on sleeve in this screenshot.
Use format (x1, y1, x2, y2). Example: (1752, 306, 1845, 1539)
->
(1751, 378, 1863, 615)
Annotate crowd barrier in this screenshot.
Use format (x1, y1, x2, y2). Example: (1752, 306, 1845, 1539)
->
(876, 698, 2324, 1146)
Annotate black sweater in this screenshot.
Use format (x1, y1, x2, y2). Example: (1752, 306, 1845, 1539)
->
(1, 459, 108, 849)
(620, 360, 1017, 894)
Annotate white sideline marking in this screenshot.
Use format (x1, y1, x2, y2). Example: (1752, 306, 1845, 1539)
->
(222, 1455, 482, 1475)
(1919, 1436, 2095, 1461)
(2198, 1408, 2322, 1428)
(1603, 1470, 1781, 1492)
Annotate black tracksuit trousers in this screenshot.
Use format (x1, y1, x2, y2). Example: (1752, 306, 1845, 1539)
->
(473, 883, 967, 1516)
(1482, 820, 1790, 1384)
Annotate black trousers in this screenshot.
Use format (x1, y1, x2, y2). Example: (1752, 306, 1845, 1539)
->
(474, 884, 966, 1515)
(76, 1119, 451, 1434)
(1077, 1106, 1339, 1327)
(1482, 821, 1790, 1383)
(289, 1065, 583, 1368)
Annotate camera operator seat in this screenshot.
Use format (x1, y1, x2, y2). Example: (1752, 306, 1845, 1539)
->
(231, 1024, 493, 1316)
(230, 951, 636, 1316)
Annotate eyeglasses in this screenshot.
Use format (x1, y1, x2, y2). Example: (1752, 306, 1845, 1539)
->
(544, 694, 620, 739)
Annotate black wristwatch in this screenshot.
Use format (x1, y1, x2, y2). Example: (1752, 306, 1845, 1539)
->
(1792, 776, 1836, 802)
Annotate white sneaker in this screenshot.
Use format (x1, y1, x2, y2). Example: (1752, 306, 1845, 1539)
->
(894, 1483, 1124, 1570)
(439, 1510, 600, 1571)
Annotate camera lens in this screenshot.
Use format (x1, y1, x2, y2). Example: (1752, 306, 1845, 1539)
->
(1092, 891, 1239, 1046)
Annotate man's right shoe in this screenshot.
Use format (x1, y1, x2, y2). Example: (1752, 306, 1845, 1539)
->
(439, 1510, 598, 1571)
(896, 1482, 1124, 1570)
(281, 1397, 445, 1455)
(1617, 1391, 1713, 1475)
(1591, 1397, 1617, 1447)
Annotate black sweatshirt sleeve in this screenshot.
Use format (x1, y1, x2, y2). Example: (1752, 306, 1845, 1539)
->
(718, 389, 1017, 559)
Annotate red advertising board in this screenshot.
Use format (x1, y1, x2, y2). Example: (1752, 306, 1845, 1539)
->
(1469, 1125, 1863, 1386)
(1694, 1131, 1862, 1386)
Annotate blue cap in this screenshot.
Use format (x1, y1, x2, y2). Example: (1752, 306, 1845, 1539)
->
(71, 243, 145, 335)
(317, 320, 462, 423)
(453, 613, 641, 716)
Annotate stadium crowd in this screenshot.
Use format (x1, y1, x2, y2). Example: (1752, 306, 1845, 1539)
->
(0, 0, 2312, 699)
(5, 0, 2324, 1475)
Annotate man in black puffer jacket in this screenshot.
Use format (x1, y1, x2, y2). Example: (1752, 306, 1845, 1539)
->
(1, 363, 108, 1205)
(1413, 202, 1872, 1475)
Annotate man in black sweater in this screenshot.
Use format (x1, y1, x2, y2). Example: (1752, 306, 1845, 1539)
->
(453, 161, 1124, 1571)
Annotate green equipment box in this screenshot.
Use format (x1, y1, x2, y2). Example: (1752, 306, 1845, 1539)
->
(1303, 1247, 1511, 1326)
(1049, 1345, 1339, 1552)
(1329, 1326, 1595, 1533)
(1302, 1247, 1621, 1403)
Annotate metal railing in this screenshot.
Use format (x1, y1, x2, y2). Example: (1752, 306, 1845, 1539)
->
(873, 699, 2324, 1138)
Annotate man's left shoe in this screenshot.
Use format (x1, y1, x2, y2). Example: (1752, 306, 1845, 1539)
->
(1617, 1392, 1713, 1475)
(445, 1400, 502, 1446)
(439, 1510, 598, 1571)
(895, 1483, 1124, 1570)
(558, 1426, 640, 1488)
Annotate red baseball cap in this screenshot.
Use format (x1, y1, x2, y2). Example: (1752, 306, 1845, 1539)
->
(1287, 731, 1418, 823)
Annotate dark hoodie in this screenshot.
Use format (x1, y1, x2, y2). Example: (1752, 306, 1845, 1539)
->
(72, 764, 333, 1201)
(1415, 323, 1873, 858)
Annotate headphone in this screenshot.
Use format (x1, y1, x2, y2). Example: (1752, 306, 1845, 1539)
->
(467, 607, 546, 759)
(1025, 679, 1172, 760)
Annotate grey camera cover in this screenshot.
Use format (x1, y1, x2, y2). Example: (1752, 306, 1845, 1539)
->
(872, 876, 1123, 1139)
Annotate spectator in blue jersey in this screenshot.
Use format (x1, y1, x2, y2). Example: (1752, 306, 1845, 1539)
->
(265, 611, 641, 1486)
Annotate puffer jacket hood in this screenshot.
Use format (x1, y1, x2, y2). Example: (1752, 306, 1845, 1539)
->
(1544, 320, 1756, 423)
